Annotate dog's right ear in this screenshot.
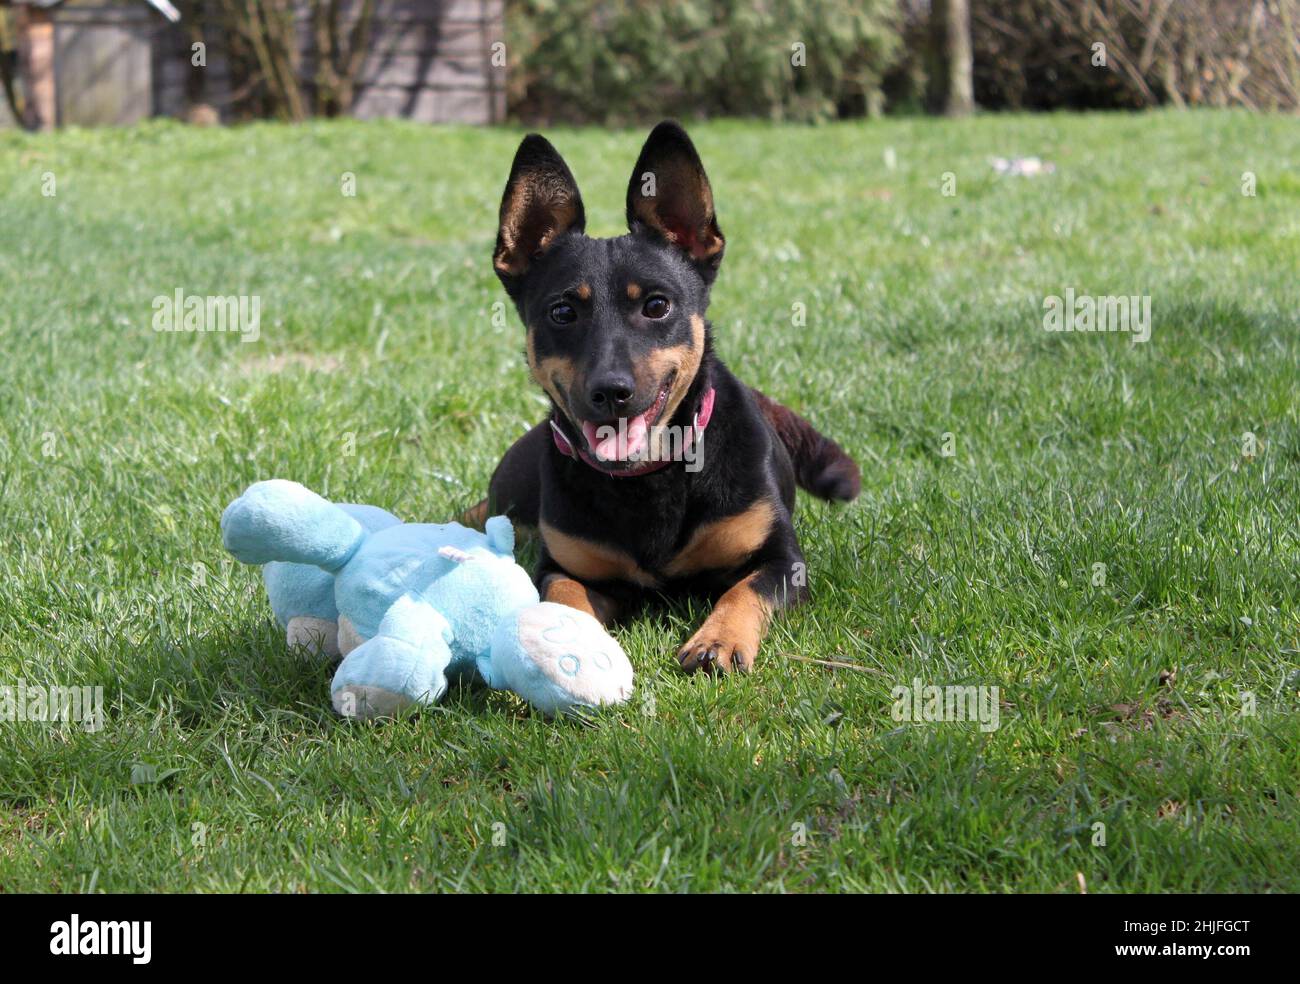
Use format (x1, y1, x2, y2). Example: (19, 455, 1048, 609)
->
(493, 135, 585, 287)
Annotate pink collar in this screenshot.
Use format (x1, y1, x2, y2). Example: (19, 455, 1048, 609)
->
(550, 387, 716, 478)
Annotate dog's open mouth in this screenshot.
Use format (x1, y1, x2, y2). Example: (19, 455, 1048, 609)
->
(580, 373, 675, 467)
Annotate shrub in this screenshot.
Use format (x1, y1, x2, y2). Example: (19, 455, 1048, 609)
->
(970, 0, 1300, 111)
(507, 0, 903, 124)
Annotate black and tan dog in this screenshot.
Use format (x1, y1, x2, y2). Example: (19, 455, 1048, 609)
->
(466, 121, 859, 673)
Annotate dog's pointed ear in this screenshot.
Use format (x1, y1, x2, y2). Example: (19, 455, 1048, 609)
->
(494, 134, 585, 284)
(626, 121, 725, 281)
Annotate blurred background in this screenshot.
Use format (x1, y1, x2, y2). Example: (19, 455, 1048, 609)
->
(2, 0, 1296, 131)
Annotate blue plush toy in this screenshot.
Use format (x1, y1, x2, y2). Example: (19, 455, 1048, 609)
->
(220, 480, 633, 718)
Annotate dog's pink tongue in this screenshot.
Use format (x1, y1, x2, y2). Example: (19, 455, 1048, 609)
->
(582, 412, 650, 462)
(624, 414, 649, 457)
(581, 421, 619, 461)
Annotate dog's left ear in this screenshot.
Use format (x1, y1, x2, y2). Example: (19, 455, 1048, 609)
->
(626, 121, 725, 282)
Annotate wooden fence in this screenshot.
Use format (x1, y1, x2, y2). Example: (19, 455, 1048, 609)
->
(5, 0, 505, 127)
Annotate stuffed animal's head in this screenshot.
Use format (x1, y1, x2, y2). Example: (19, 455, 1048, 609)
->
(426, 517, 539, 661)
(482, 602, 634, 714)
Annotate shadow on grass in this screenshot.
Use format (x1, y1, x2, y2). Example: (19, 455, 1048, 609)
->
(138, 612, 609, 731)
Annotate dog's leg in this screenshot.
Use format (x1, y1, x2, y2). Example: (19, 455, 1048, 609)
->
(677, 537, 808, 674)
(459, 498, 489, 529)
(536, 521, 650, 627)
(539, 572, 621, 626)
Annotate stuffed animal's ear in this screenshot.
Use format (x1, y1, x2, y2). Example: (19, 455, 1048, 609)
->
(626, 121, 725, 282)
(493, 134, 585, 285)
(484, 516, 515, 557)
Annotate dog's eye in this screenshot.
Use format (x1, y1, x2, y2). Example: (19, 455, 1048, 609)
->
(549, 302, 577, 325)
(642, 296, 671, 319)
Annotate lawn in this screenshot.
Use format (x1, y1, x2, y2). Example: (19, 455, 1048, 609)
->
(0, 111, 1297, 893)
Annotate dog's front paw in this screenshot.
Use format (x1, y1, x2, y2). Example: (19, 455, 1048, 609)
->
(677, 630, 755, 675)
(676, 578, 770, 675)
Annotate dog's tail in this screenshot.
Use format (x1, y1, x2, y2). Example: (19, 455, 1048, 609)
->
(750, 389, 861, 502)
(222, 479, 369, 570)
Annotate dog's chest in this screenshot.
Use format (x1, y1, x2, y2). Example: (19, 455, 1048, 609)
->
(540, 493, 774, 588)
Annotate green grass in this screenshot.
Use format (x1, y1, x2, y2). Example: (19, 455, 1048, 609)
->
(1, 111, 1297, 892)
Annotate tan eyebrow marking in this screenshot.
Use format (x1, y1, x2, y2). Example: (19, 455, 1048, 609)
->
(626, 283, 642, 300)
(576, 283, 592, 301)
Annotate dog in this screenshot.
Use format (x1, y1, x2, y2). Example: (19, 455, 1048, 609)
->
(466, 121, 860, 674)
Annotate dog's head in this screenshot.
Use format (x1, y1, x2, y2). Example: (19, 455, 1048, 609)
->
(493, 121, 724, 472)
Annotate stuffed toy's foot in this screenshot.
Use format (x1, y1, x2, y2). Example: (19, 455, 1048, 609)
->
(286, 616, 340, 657)
(331, 596, 452, 720)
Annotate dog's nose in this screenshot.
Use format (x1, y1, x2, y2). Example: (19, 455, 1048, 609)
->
(588, 375, 635, 414)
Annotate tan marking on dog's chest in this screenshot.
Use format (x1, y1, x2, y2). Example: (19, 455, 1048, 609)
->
(664, 500, 775, 577)
(541, 521, 661, 588)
